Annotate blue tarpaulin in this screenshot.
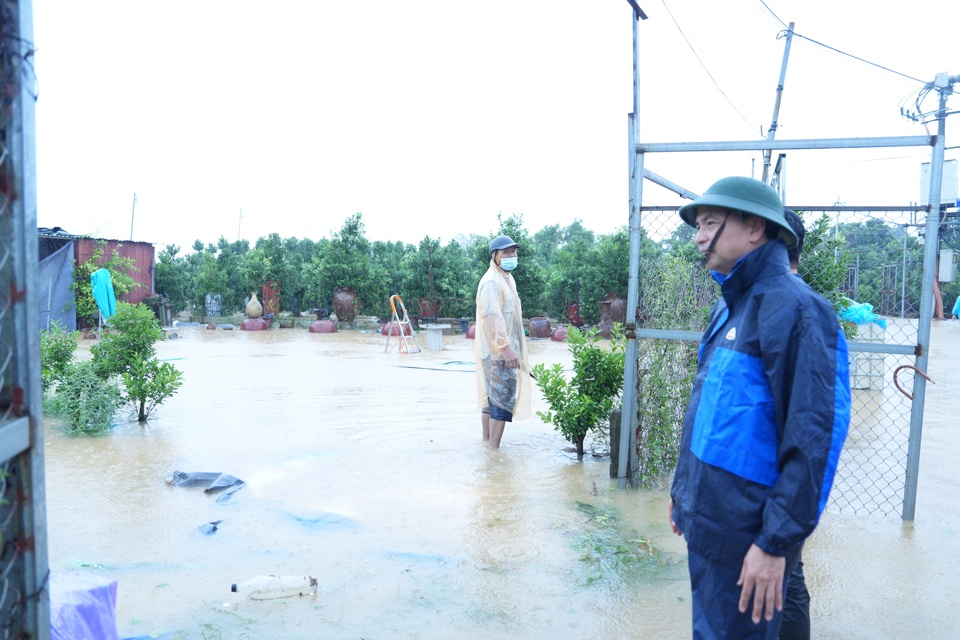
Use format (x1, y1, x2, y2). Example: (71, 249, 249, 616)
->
(840, 297, 888, 328)
(91, 268, 117, 321)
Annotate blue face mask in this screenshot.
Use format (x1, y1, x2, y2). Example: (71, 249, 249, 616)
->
(500, 256, 518, 271)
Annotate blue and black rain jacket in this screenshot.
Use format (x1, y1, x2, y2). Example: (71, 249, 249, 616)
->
(670, 240, 851, 569)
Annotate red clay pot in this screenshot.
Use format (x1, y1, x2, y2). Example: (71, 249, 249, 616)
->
(381, 322, 411, 336)
(241, 318, 270, 331)
(309, 320, 337, 333)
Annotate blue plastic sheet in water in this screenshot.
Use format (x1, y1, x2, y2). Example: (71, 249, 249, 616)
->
(50, 572, 119, 640)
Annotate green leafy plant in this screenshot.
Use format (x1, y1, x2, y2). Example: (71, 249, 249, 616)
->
(122, 357, 184, 423)
(49, 361, 122, 434)
(533, 326, 625, 459)
(90, 302, 183, 422)
(40, 321, 78, 392)
(90, 302, 164, 378)
(635, 340, 698, 487)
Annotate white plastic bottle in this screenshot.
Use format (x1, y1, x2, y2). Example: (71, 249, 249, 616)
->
(230, 575, 318, 600)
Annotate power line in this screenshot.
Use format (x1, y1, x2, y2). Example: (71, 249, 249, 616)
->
(659, 0, 759, 136)
(758, 0, 788, 29)
(788, 31, 926, 84)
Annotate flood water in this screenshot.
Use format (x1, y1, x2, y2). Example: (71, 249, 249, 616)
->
(43, 321, 960, 639)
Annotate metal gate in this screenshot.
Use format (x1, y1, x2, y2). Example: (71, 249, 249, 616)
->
(0, 1, 50, 638)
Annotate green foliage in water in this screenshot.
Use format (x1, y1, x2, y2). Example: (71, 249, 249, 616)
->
(533, 326, 625, 460)
(571, 501, 673, 586)
(122, 358, 184, 423)
(49, 361, 123, 434)
(40, 321, 78, 392)
(90, 302, 164, 378)
(91, 302, 183, 422)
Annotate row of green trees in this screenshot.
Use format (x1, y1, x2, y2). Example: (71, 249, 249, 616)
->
(151, 212, 642, 324)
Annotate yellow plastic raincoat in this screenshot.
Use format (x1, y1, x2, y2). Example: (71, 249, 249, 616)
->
(475, 260, 531, 420)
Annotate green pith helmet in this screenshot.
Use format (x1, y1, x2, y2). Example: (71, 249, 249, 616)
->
(678, 176, 798, 248)
(489, 235, 520, 256)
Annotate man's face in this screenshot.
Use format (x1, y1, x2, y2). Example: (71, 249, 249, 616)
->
(497, 247, 518, 265)
(694, 207, 765, 275)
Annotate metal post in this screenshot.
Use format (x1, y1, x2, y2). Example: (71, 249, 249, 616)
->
(618, 9, 643, 489)
(761, 23, 794, 184)
(901, 225, 908, 318)
(129, 192, 137, 240)
(903, 77, 954, 520)
(4, 0, 50, 636)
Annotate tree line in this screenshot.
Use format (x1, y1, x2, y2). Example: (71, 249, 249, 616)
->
(148, 209, 958, 326)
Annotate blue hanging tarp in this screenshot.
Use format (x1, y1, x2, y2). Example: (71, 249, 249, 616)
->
(91, 268, 117, 321)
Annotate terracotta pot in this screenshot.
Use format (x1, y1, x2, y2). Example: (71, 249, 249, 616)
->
(606, 292, 627, 325)
(551, 327, 568, 342)
(309, 320, 337, 333)
(598, 300, 614, 339)
(332, 288, 358, 323)
(381, 322, 411, 336)
(466, 325, 476, 339)
(528, 316, 552, 338)
(567, 303, 585, 327)
(241, 317, 270, 331)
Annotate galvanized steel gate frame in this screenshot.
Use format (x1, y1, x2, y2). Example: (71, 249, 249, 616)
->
(0, 1, 49, 638)
(616, 6, 956, 524)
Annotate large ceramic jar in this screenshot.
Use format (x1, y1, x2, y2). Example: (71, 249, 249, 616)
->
(332, 287, 358, 323)
(606, 292, 627, 325)
(528, 316, 552, 339)
(245, 291, 263, 318)
(597, 300, 614, 339)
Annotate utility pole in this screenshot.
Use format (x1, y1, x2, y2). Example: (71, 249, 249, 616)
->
(904, 72, 959, 520)
(762, 22, 795, 184)
(237, 208, 243, 242)
(129, 192, 138, 240)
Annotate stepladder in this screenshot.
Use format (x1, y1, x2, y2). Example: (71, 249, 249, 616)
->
(384, 294, 421, 354)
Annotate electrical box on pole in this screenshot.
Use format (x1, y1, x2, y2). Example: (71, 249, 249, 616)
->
(921, 159, 958, 206)
(939, 249, 957, 282)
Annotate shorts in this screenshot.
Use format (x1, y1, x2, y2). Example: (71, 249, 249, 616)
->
(481, 357, 518, 421)
(483, 401, 513, 422)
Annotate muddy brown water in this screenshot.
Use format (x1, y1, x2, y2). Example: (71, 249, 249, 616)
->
(43, 322, 960, 638)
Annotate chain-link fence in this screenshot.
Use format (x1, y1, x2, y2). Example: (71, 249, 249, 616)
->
(1, 2, 48, 638)
(629, 204, 935, 517)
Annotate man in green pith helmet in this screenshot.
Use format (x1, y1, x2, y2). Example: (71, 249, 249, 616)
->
(474, 235, 531, 449)
(667, 176, 851, 639)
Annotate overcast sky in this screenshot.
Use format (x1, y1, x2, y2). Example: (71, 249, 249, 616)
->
(33, 1, 960, 251)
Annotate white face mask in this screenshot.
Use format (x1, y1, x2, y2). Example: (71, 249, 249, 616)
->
(499, 256, 518, 271)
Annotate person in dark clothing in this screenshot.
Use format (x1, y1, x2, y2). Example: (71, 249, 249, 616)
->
(668, 178, 851, 639)
(779, 208, 811, 640)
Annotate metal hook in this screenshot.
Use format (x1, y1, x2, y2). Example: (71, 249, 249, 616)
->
(893, 364, 934, 400)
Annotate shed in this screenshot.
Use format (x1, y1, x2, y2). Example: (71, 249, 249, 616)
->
(37, 230, 157, 332)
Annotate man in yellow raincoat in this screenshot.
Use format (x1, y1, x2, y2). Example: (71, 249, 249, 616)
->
(475, 235, 532, 449)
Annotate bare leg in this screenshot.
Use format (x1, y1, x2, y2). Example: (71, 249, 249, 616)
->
(481, 411, 490, 441)
(488, 419, 506, 449)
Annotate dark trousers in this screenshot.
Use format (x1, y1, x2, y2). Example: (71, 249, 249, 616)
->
(688, 548, 799, 640)
(779, 561, 811, 640)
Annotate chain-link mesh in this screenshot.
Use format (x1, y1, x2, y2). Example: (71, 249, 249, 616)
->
(1, 3, 42, 636)
(631, 205, 933, 517)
